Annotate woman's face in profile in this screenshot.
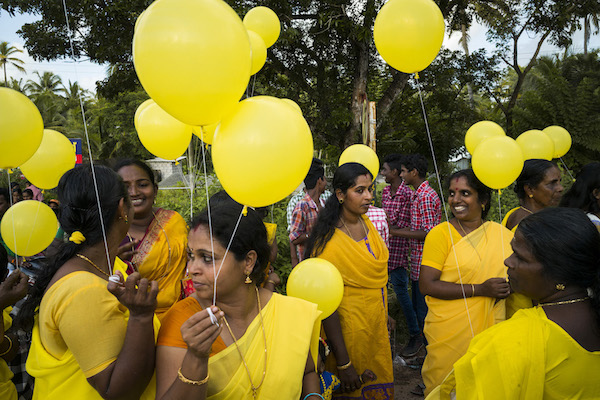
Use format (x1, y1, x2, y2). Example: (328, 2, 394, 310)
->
(505, 232, 553, 301)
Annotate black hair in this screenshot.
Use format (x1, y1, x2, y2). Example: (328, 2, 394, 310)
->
(517, 208, 600, 327)
(0, 245, 8, 283)
(304, 162, 372, 258)
(22, 188, 33, 197)
(190, 202, 270, 286)
(114, 159, 158, 188)
(446, 169, 492, 219)
(514, 159, 557, 200)
(402, 154, 428, 178)
(560, 162, 600, 215)
(383, 154, 404, 174)
(15, 165, 128, 330)
(0, 188, 9, 202)
(304, 158, 325, 190)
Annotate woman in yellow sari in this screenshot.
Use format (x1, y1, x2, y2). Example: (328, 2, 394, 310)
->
(116, 159, 188, 319)
(419, 169, 512, 396)
(155, 199, 322, 399)
(304, 162, 394, 399)
(427, 208, 600, 399)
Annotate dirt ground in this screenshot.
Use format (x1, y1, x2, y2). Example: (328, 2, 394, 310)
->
(393, 351, 426, 399)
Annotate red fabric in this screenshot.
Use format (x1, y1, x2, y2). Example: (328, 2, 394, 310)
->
(381, 183, 412, 271)
(409, 181, 441, 281)
(366, 205, 389, 247)
(289, 192, 320, 261)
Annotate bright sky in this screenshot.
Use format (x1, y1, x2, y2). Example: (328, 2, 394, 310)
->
(1, 8, 598, 93)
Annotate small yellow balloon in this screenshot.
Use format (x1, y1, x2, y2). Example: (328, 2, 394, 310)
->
(0, 200, 59, 257)
(20, 129, 76, 189)
(339, 144, 379, 181)
(465, 121, 506, 155)
(516, 129, 555, 161)
(287, 258, 344, 319)
(192, 123, 219, 145)
(243, 6, 280, 48)
(472, 136, 524, 189)
(543, 126, 571, 158)
(247, 30, 267, 75)
(281, 98, 303, 115)
(134, 99, 153, 127)
(212, 96, 313, 207)
(135, 101, 192, 160)
(374, 0, 445, 73)
(0, 87, 44, 169)
(133, 0, 251, 126)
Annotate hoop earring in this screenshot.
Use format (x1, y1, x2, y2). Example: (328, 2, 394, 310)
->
(245, 272, 253, 284)
(338, 198, 344, 204)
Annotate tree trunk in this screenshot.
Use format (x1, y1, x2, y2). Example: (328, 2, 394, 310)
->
(461, 23, 475, 108)
(584, 15, 590, 55)
(345, 39, 369, 148)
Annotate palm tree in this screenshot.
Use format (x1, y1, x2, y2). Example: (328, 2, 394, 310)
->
(25, 71, 63, 98)
(0, 41, 26, 86)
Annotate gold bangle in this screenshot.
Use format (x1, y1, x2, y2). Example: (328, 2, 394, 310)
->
(471, 284, 475, 297)
(0, 335, 12, 357)
(266, 279, 277, 285)
(337, 360, 352, 370)
(177, 368, 209, 386)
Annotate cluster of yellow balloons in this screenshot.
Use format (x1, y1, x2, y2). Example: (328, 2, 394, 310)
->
(516, 126, 572, 160)
(374, 0, 445, 74)
(244, 6, 280, 75)
(338, 144, 379, 181)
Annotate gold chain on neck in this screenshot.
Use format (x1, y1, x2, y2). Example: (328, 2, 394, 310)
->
(76, 254, 110, 278)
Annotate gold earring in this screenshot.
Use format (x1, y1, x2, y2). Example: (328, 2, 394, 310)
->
(245, 272, 252, 284)
(124, 214, 128, 223)
(529, 194, 533, 198)
(556, 283, 565, 291)
(339, 198, 344, 204)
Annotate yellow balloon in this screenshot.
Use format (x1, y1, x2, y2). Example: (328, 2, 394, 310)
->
(543, 126, 571, 158)
(212, 96, 313, 207)
(0, 87, 44, 169)
(516, 129, 555, 161)
(134, 99, 153, 127)
(465, 121, 506, 155)
(281, 98, 303, 115)
(339, 144, 379, 181)
(286, 258, 344, 319)
(20, 129, 76, 189)
(374, 0, 445, 73)
(133, 0, 251, 126)
(192, 123, 219, 145)
(0, 200, 59, 257)
(247, 30, 267, 75)
(472, 136, 524, 189)
(243, 6, 280, 48)
(135, 101, 193, 160)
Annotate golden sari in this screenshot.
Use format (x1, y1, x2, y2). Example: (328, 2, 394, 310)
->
(427, 307, 600, 400)
(204, 294, 321, 399)
(1, 308, 17, 400)
(421, 222, 512, 396)
(317, 216, 394, 400)
(131, 208, 188, 319)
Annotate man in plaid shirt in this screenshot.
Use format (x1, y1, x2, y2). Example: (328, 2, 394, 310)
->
(391, 154, 441, 356)
(381, 154, 421, 357)
(289, 158, 327, 265)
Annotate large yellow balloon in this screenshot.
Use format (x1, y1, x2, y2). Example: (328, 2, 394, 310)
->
(243, 6, 280, 48)
(247, 30, 267, 75)
(339, 144, 379, 180)
(374, 0, 445, 73)
(20, 129, 76, 189)
(287, 258, 344, 319)
(212, 96, 313, 207)
(0, 200, 59, 257)
(192, 123, 219, 145)
(516, 129, 555, 161)
(133, 0, 251, 126)
(465, 121, 506, 155)
(134, 99, 153, 127)
(0, 87, 44, 169)
(543, 126, 571, 158)
(281, 99, 303, 115)
(472, 136, 524, 189)
(135, 101, 192, 160)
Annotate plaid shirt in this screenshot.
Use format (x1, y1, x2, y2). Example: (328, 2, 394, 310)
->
(381, 183, 412, 271)
(366, 205, 389, 247)
(286, 190, 330, 232)
(289, 193, 321, 261)
(409, 181, 441, 281)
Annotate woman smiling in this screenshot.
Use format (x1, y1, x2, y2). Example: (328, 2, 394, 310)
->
(419, 169, 512, 396)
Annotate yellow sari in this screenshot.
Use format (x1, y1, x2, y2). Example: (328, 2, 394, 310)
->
(131, 208, 188, 319)
(421, 222, 512, 396)
(1, 308, 17, 400)
(317, 216, 394, 400)
(205, 293, 321, 399)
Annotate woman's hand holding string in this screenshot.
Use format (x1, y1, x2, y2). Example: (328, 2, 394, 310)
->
(477, 277, 510, 299)
(108, 271, 158, 319)
(181, 306, 224, 360)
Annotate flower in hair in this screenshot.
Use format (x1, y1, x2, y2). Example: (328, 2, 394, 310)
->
(69, 231, 86, 244)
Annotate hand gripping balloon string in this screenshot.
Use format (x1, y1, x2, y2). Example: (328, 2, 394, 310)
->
(109, 274, 124, 287)
(206, 307, 219, 327)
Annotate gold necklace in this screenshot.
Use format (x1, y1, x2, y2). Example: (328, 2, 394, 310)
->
(222, 287, 267, 398)
(76, 254, 110, 278)
(340, 216, 368, 241)
(539, 297, 590, 307)
(520, 206, 534, 214)
(455, 219, 485, 262)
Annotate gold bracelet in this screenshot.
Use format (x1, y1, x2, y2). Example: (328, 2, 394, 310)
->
(177, 368, 209, 386)
(266, 279, 277, 285)
(0, 335, 12, 357)
(471, 284, 475, 297)
(337, 360, 352, 370)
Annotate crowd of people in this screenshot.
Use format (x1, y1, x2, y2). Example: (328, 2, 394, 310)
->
(0, 157, 598, 399)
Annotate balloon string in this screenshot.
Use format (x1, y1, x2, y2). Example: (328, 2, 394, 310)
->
(415, 76, 474, 338)
(61, 0, 112, 275)
(6, 170, 19, 268)
(24, 202, 42, 258)
(213, 208, 244, 304)
(497, 190, 507, 279)
(559, 157, 575, 182)
(199, 134, 218, 305)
